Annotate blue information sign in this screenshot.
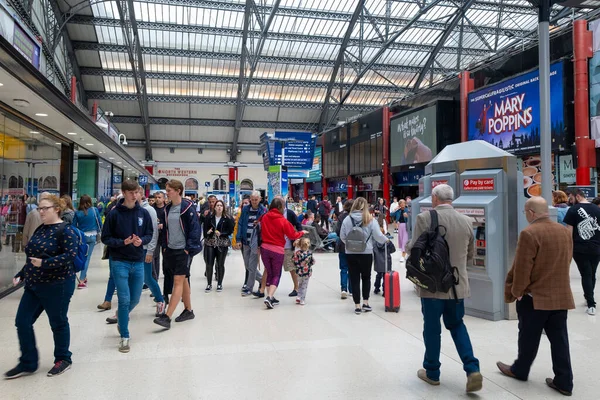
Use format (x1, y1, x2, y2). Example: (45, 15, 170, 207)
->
(260, 132, 316, 170)
(138, 175, 148, 185)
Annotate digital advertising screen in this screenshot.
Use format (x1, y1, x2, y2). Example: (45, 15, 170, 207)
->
(467, 62, 566, 153)
(390, 104, 438, 167)
(260, 131, 316, 170)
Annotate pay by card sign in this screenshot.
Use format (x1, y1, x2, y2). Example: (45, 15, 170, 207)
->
(463, 178, 495, 191)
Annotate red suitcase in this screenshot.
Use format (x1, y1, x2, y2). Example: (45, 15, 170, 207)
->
(384, 243, 401, 312)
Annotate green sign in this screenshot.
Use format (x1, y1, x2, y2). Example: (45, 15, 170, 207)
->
(306, 146, 322, 182)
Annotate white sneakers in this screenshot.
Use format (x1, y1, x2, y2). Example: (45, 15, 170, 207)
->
(119, 338, 130, 353)
(586, 307, 596, 316)
(341, 291, 348, 299)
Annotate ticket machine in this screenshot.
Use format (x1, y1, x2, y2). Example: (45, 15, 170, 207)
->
(413, 140, 527, 321)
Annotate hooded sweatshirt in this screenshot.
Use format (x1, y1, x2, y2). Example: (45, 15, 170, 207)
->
(260, 209, 304, 250)
(141, 200, 158, 256)
(340, 211, 389, 255)
(101, 199, 153, 262)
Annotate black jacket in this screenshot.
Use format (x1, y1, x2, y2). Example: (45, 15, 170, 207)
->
(203, 213, 234, 247)
(334, 202, 343, 217)
(335, 211, 349, 253)
(307, 199, 318, 214)
(102, 199, 153, 262)
(285, 208, 302, 231)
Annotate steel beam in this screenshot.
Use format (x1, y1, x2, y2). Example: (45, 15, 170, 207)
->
(115, 0, 153, 160)
(69, 15, 492, 57)
(232, 0, 282, 161)
(319, 0, 365, 132)
(73, 41, 460, 74)
(323, 0, 446, 129)
(110, 115, 317, 130)
(81, 67, 404, 92)
(86, 91, 379, 111)
(414, 0, 476, 91)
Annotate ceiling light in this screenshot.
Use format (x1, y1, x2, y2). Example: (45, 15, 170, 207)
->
(0, 83, 3, 86)
(117, 161, 122, 164)
(109, 157, 115, 160)
(35, 113, 48, 117)
(30, 131, 39, 134)
(55, 142, 61, 145)
(74, 150, 78, 153)
(67, 132, 77, 135)
(86, 143, 94, 146)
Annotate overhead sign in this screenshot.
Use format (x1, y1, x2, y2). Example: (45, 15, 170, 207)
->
(205, 181, 210, 188)
(306, 146, 322, 183)
(390, 105, 437, 167)
(260, 131, 316, 170)
(0, 2, 41, 69)
(156, 167, 198, 177)
(138, 175, 148, 185)
(567, 185, 597, 199)
(468, 62, 566, 153)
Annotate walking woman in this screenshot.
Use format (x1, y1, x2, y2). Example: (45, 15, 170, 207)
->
(73, 195, 102, 289)
(60, 195, 75, 225)
(396, 199, 409, 259)
(204, 200, 234, 292)
(260, 197, 305, 309)
(5, 195, 78, 379)
(340, 197, 389, 315)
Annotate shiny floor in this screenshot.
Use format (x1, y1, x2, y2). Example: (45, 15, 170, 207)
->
(0, 247, 598, 400)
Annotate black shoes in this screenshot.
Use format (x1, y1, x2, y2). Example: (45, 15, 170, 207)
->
(354, 308, 362, 315)
(4, 365, 36, 380)
(362, 304, 372, 312)
(374, 288, 381, 295)
(106, 315, 117, 324)
(153, 314, 171, 329)
(205, 285, 212, 292)
(288, 290, 298, 297)
(175, 309, 195, 323)
(264, 297, 274, 309)
(216, 285, 223, 292)
(47, 360, 71, 377)
(252, 291, 265, 298)
(271, 298, 280, 306)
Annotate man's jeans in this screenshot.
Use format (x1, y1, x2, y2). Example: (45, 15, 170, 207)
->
(79, 235, 96, 281)
(144, 250, 164, 303)
(15, 275, 76, 371)
(421, 298, 480, 381)
(111, 259, 144, 339)
(338, 251, 351, 293)
(242, 244, 262, 291)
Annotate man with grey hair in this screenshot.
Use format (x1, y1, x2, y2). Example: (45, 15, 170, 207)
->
(235, 190, 267, 296)
(22, 192, 50, 247)
(406, 184, 482, 393)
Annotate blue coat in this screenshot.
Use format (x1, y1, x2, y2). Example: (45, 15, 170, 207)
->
(235, 204, 267, 245)
(162, 198, 202, 257)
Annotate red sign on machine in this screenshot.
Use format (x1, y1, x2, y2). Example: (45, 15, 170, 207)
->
(463, 178, 495, 191)
(431, 179, 448, 188)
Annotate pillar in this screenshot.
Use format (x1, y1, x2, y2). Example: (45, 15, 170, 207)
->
(303, 180, 309, 200)
(382, 106, 391, 220)
(347, 175, 354, 199)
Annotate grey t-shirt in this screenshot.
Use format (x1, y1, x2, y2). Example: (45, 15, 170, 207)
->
(167, 203, 186, 250)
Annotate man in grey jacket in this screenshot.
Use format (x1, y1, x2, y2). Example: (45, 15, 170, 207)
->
(406, 184, 482, 393)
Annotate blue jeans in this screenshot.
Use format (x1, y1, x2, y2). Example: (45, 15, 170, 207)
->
(144, 250, 164, 303)
(111, 259, 144, 339)
(421, 298, 479, 381)
(79, 236, 96, 281)
(338, 251, 352, 293)
(15, 276, 76, 371)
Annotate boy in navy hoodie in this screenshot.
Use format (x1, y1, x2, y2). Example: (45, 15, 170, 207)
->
(102, 180, 153, 353)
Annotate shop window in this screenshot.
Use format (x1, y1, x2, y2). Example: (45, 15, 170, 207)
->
(8, 175, 18, 188)
(213, 178, 226, 191)
(185, 178, 199, 190)
(240, 179, 253, 191)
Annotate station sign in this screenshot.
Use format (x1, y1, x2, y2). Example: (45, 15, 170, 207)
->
(260, 132, 316, 170)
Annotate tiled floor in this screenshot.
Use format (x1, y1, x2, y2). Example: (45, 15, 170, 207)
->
(0, 247, 597, 400)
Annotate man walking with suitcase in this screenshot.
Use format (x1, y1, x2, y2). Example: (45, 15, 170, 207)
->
(406, 184, 482, 393)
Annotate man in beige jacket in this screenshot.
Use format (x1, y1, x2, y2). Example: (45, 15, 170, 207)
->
(406, 184, 482, 393)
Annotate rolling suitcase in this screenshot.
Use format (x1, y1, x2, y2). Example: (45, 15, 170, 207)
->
(384, 242, 401, 312)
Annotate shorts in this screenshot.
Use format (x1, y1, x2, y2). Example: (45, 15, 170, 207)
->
(164, 248, 191, 277)
(283, 249, 295, 272)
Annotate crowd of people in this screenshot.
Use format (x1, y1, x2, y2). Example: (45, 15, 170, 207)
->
(4, 182, 594, 397)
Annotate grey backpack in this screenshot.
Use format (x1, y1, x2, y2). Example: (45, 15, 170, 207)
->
(345, 217, 372, 252)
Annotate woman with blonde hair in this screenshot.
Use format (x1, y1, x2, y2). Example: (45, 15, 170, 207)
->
(60, 195, 75, 224)
(6, 194, 78, 379)
(340, 197, 389, 314)
(73, 194, 102, 289)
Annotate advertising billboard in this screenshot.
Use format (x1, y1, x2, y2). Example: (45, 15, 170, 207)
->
(467, 62, 566, 153)
(306, 146, 322, 183)
(390, 104, 437, 167)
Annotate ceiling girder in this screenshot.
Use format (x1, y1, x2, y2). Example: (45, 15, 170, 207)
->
(414, 0, 476, 90)
(110, 115, 317, 131)
(86, 91, 379, 111)
(232, 0, 282, 162)
(69, 15, 494, 56)
(114, 0, 153, 160)
(319, 0, 366, 132)
(73, 41, 460, 74)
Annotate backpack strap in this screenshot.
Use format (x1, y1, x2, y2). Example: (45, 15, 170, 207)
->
(429, 210, 439, 232)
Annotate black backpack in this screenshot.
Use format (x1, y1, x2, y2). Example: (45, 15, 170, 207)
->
(405, 210, 458, 298)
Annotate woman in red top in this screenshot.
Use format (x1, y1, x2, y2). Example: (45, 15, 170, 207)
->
(260, 198, 305, 309)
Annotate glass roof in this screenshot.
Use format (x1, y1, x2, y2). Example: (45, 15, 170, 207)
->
(79, 0, 588, 110)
